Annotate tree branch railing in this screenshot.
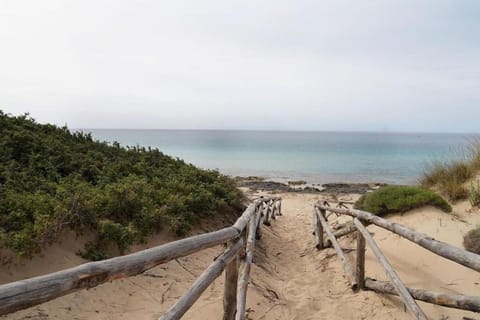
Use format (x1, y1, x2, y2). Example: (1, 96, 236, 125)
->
(314, 202, 480, 319)
(0, 197, 282, 320)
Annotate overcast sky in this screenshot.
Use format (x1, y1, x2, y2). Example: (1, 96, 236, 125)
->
(1, 1, 479, 132)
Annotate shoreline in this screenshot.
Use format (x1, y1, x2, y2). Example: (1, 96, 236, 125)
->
(235, 176, 389, 194)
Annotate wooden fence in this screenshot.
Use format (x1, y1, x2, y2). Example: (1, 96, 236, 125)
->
(0, 196, 282, 320)
(313, 201, 480, 320)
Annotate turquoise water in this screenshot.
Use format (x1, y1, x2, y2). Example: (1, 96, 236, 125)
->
(87, 130, 476, 184)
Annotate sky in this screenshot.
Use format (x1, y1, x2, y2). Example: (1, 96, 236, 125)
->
(1, 1, 479, 133)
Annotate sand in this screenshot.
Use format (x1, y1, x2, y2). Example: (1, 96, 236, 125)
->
(2, 192, 480, 319)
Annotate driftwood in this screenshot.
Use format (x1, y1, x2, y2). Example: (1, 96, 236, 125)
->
(325, 224, 357, 247)
(316, 204, 480, 272)
(315, 208, 357, 290)
(356, 231, 366, 290)
(160, 239, 244, 320)
(236, 211, 259, 320)
(365, 278, 480, 313)
(0, 227, 238, 316)
(223, 245, 240, 320)
(313, 209, 324, 250)
(353, 219, 427, 320)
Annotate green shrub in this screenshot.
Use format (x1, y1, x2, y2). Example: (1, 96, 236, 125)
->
(354, 185, 452, 216)
(463, 227, 480, 254)
(0, 111, 243, 259)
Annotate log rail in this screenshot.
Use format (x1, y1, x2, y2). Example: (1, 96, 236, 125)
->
(0, 197, 282, 320)
(314, 202, 480, 319)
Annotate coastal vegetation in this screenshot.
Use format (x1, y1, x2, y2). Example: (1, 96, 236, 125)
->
(354, 185, 452, 216)
(420, 140, 480, 201)
(0, 111, 243, 260)
(464, 227, 480, 254)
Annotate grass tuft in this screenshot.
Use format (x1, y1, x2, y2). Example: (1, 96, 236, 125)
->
(354, 185, 451, 216)
(463, 227, 480, 254)
(420, 139, 480, 201)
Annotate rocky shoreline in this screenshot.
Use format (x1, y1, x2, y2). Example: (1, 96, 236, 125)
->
(235, 176, 387, 194)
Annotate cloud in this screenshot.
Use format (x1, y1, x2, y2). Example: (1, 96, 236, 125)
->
(1, 0, 479, 132)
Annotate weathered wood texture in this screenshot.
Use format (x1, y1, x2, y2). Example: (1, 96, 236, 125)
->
(0, 197, 280, 317)
(160, 239, 244, 320)
(356, 231, 366, 290)
(365, 278, 480, 313)
(316, 204, 480, 272)
(0, 227, 238, 316)
(236, 211, 259, 320)
(353, 219, 428, 320)
(325, 224, 357, 247)
(223, 246, 240, 320)
(313, 209, 324, 250)
(315, 208, 357, 290)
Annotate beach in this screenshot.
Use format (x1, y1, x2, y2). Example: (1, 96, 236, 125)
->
(2, 188, 479, 320)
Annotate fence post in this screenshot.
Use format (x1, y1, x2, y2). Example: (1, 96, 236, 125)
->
(356, 230, 365, 290)
(313, 209, 324, 250)
(223, 251, 239, 320)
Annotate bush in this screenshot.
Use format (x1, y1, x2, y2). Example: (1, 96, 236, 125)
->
(464, 227, 480, 254)
(354, 185, 452, 216)
(0, 111, 243, 259)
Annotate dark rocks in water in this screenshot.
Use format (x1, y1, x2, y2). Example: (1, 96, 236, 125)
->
(321, 183, 387, 194)
(237, 178, 387, 194)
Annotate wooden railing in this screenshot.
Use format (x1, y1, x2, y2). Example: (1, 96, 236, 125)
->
(0, 197, 282, 320)
(313, 202, 480, 319)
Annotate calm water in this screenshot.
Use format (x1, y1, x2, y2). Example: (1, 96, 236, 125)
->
(87, 130, 476, 185)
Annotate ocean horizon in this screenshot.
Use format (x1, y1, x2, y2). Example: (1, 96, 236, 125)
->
(86, 129, 478, 185)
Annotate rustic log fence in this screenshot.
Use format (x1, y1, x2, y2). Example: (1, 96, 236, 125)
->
(313, 202, 480, 319)
(0, 197, 282, 320)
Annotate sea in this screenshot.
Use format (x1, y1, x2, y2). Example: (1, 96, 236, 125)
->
(86, 130, 477, 185)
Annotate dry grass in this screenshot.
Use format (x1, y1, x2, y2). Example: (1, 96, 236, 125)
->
(463, 227, 480, 254)
(421, 139, 480, 201)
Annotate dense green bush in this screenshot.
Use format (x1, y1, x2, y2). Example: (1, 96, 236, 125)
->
(354, 185, 451, 216)
(0, 111, 243, 259)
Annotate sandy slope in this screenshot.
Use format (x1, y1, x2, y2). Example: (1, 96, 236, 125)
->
(2, 192, 480, 319)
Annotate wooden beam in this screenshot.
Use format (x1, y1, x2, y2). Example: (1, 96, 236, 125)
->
(365, 278, 480, 313)
(353, 218, 428, 320)
(160, 239, 244, 320)
(313, 209, 324, 250)
(223, 245, 239, 320)
(316, 204, 480, 272)
(0, 227, 239, 316)
(325, 224, 358, 247)
(315, 208, 357, 290)
(236, 211, 259, 320)
(356, 231, 366, 290)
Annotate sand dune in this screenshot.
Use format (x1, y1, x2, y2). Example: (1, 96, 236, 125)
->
(2, 192, 480, 319)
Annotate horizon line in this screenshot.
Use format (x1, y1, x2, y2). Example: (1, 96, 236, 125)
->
(74, 128, 480, 135)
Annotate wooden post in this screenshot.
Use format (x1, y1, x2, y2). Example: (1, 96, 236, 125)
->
(236, 212, 258, 320)
(365, 278, 480, 313)
(160, 239, 244, 320)
(270, 200, 276, 220)
(277, 200, 282, 216)
(223, 251, 239, 320)
(356, 230, 365, 290)
(263, 201, 271, 226)
(313, 210, 324, 250)
(316, 208, 357, 290)
(316, 204, 480, 272)
(353, 218, 428, 320)
(255, 206, 264, 240)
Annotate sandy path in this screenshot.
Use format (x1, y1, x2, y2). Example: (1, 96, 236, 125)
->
(2, 192, 480, 319)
